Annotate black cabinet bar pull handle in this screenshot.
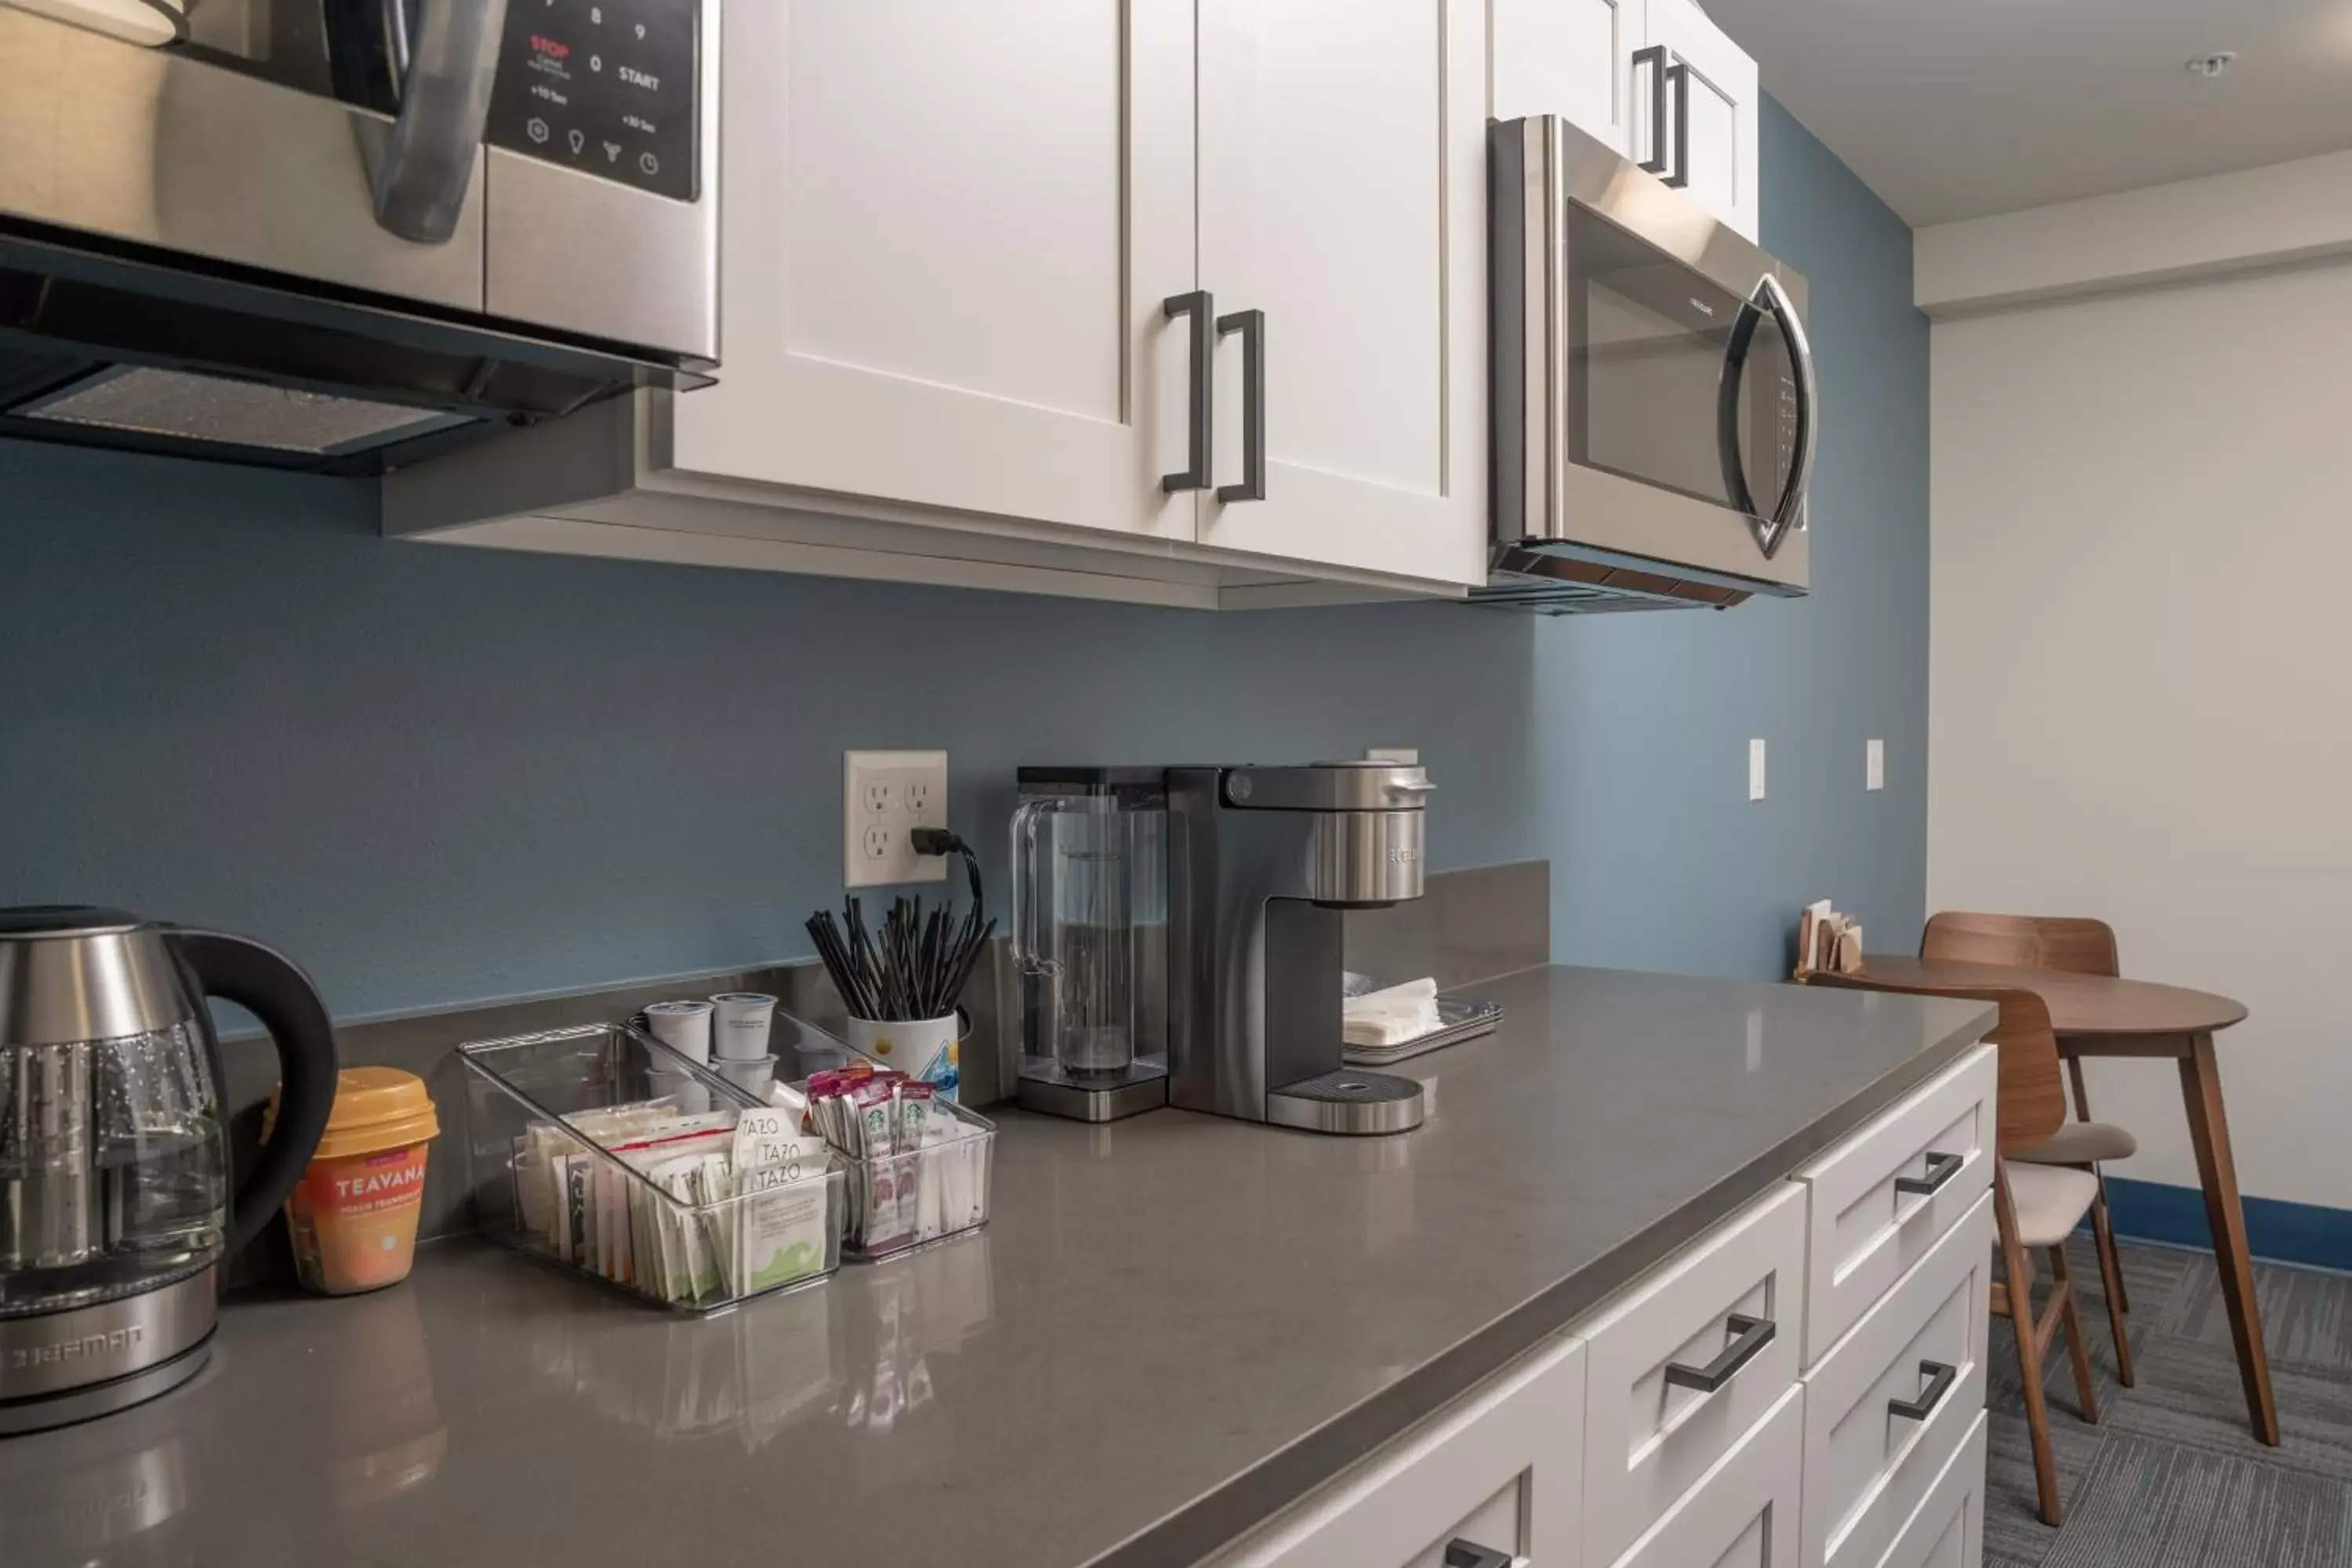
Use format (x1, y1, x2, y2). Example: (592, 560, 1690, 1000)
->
(1633, 45, 1669, 176)
(1664, 1312, 1775, 1394)
(1162, 291, 1214, 492)
(1216, 307, 1266, 503)
(1889, 1359, 1958, 1422)
(1895, 1151, 1963, 1197)
(1444, 1541, 1524, 1568)
(1664, 60, 1691, 189)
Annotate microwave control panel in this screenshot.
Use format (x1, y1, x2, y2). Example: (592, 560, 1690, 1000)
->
(486, 0, 699, 202)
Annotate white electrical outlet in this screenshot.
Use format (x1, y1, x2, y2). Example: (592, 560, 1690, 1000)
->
(1748, 739, 1767, 802)
(1866, 739, 1886, 792)
(843, 750, 949, 887)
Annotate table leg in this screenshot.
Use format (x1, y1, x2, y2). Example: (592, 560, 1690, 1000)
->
(2065, 1053, 2128, 1314)
(2179, 1031, 2280, 1446)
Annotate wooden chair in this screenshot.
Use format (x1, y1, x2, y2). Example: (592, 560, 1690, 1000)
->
(1922, 912, 2137, 1383)
(1812, 975, 2101, 1526)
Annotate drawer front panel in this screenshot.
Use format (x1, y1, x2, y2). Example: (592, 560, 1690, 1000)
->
(1613, 1383, 1803, 1568)
(1580, 1184, 1806, 1568)
(1400, 1476, 1521, 1568)
(1882, 1410, 1988, 1568)
(1796, 1044, 1995, 1364)
(1207, 1334, 1583, 1568)
(1802, 1189, 1994, 1568)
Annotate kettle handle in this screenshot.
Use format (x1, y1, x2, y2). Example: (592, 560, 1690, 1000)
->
(169, 931, 343, 1258)
(1009, 800, 1063, 978)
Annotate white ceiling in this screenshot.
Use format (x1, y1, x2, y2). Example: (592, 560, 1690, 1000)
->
(1700, 0, 2352, 226)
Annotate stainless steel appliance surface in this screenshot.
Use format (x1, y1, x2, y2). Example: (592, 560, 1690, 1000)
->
(1479, 114, 1818, 614)
(1167, 762, 1434, 1137)
(0, 906, 338, 1436)
(1011, 768, 1173, 1124)
(0, 0, 718, 473)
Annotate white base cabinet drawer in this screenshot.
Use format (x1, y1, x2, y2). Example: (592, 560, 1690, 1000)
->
(1608, 1382, 1802, 1568)
(1205, 1334, 1584, 1568)
(1801, 1190, 1994, 1568)
(1880, 1411, 1988, 1568)
(1795, 1045, 1996, 1365)
(1577, 1184, 1806, 1568)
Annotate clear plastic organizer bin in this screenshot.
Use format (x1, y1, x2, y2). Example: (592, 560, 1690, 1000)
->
(778, 1010, 996, 1262)
(456, 1022, 843, 1312)
(834, 1093, 995, 1261)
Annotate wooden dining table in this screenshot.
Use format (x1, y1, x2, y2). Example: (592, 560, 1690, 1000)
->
(1856, 954, 2277, 1446)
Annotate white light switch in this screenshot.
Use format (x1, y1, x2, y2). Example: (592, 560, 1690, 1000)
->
(1748, 739, 1767, 802)
(1866, 739, 1886, 792)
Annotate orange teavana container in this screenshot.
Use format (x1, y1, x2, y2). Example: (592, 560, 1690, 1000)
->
(272, 1068, 441, 1295)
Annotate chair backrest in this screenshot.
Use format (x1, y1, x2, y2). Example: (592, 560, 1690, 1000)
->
(1921, 911, 2118, 978)
(1809, 975, 2067, 1154)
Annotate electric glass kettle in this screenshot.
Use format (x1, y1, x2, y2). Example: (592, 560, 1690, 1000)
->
(0, 906, 338, 1435)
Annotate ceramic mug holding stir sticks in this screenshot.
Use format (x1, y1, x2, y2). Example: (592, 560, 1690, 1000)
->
(844, 1009, 967, 1103)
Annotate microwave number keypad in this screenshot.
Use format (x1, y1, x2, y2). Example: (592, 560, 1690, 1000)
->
(487, 0, 699, 201)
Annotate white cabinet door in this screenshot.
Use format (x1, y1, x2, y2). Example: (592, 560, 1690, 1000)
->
(1610, 1384, 1802, 1568)
(1800, 1192, 1993, 1568)
(1880, 1413, 1987, 1568)
(1794, 1047, 1996, 1367)
(670, 1, 1197, 545)
(1633, 0, 1759, 241)
(1490, 0, 1639, 154)
(1577, 1185, 1805, 1568)
(1192, 0, 1490, 587)
(1205, 1334, 1584, 1568)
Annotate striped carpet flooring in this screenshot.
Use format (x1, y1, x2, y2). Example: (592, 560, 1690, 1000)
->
(1985, 1238, 2352, 1566)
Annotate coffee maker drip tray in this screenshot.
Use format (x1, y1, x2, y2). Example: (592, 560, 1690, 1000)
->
(1015, 1059, 1170, 1124)
(1266, 1070, 1425, 1138)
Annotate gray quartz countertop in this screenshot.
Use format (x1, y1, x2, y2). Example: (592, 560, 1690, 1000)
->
(2, 966, 1990, 1568)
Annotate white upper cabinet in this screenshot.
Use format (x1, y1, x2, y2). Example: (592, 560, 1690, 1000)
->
(1635, 0, 1761, 240)
(1189, 0, 1490, 587)
(1490, 0, 1638, 153)
(394, 0, 1759, 604)
(669, 0, 1198, 544)
(1493, 0, 1761, 241)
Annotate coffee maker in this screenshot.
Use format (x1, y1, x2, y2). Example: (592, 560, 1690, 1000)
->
(1011, 762, 1432, 1135)
(0, 907, 339, 1434)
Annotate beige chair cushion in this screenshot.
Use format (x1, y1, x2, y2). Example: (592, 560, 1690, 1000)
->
(2005, 1163, 2101, 1249)
(2012, 1120, 2137, 1167)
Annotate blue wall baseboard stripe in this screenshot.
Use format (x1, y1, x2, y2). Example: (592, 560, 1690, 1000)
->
(2102, 1175, 2352, 1273)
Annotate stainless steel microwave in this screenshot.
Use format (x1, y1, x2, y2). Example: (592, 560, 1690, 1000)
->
(0, 0, 717, 473)
(1479, 114, 1817, 613)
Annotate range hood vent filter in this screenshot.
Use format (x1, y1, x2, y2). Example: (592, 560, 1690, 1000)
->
(13, 365, 474, 456)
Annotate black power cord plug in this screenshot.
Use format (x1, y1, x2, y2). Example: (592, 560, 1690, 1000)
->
(910, 827, 984, 910)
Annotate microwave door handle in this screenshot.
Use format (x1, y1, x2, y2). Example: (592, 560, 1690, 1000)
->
(370, 0, 509, 244)
(1719, 273, 1816, 560)
(1759, 272, 1819, 558)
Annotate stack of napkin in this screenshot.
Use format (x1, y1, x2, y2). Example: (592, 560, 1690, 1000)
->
(1341, 978, 1443, 1048)
(1794, 898, 1865, 980)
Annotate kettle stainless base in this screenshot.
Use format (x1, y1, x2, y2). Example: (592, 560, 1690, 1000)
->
(0, 1268, 216, 1436)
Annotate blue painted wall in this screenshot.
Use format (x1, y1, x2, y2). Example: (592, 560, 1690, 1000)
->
(0, 100, 1928, 1021)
